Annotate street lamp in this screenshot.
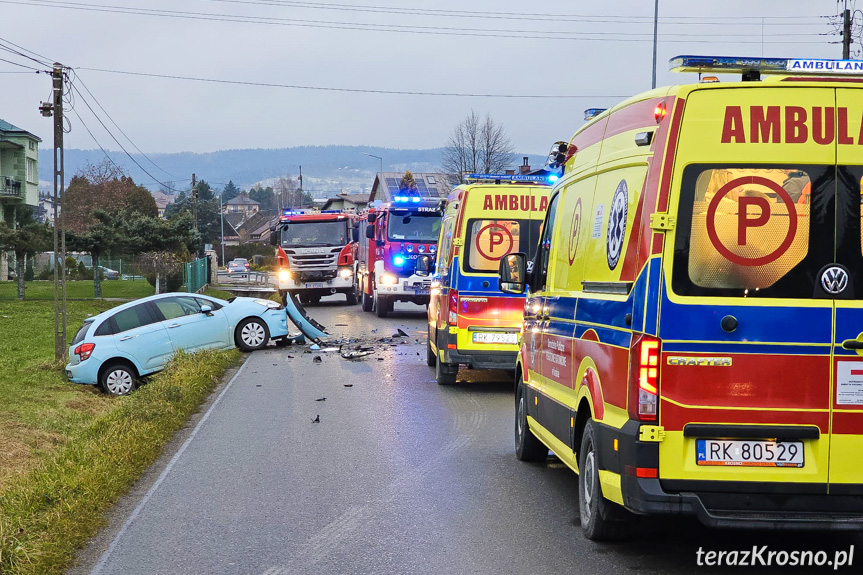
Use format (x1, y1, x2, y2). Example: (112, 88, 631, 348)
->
(219, 192, 225, 267)
(361, 152, 383, 175)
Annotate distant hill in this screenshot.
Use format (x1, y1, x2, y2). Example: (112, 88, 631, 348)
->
(38, 145, 544, 198)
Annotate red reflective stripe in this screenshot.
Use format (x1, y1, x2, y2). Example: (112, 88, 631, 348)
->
(656, 98, 686, 213)
(636, 467, 658, 478)
(447, 344, 457, 349)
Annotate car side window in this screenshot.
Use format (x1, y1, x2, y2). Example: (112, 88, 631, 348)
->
(193, 297, 223, 311)
(111, 304, 158, 334)
(152, 296, 204, 321)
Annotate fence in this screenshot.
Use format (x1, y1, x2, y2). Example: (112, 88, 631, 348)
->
(184, 257, 208, 293)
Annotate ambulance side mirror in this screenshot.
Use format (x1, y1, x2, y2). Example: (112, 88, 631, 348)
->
(415, 254, 434, 276)
(365, 226, 375, 240)
(499, 253, 526, 294)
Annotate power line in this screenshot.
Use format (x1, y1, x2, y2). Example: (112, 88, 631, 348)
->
(76, 66, 629, 98)
(68, 81, 182, 191)
(0, 54, 44, 71)
(70, 70, 180, 180)
(67, 105, 129, 178)
(0, 36, 52, 67)
(205, 0, 825, 25)
(0, 0, 830, 42)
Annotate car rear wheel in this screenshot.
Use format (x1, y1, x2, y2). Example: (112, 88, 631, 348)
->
(100, 361, 137, 396)
(515, 381, 548, 462)
(236, 317, 270, 352)
(579, 419, 632, 540)
(435, 354, 458, 385)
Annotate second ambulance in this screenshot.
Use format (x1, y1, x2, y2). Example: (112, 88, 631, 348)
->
(499, 55, 863, 537)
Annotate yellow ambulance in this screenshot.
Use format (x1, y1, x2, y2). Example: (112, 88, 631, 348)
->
(418, 175, 551, 385)
(498, 55, 863, 538)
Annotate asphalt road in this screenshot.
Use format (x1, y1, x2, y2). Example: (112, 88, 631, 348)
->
(71, 296, 863, 575)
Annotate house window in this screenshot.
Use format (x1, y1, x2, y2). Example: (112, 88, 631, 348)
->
(27, 158, 37, 184)
(28, 141, 35, 151)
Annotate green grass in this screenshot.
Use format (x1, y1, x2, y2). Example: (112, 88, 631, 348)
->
(0, 298, 240, 574)
(201, 286, 234, 300)
(0, 280, 154, 301)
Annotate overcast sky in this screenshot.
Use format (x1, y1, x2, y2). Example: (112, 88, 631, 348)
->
(0, 0, 842, 156)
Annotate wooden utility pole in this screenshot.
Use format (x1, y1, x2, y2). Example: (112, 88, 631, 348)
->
(298, 165, 303, 209)
(47, 63, 67, 361)
(843, 5, 852, 59)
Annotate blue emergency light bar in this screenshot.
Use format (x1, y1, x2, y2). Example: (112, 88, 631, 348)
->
(393, 196, 422, 203)
(320, 210, 342, 213)
(467, 173, 558, 185)
(584, 108, 607, 120)
(282, 210, 305, 216)
(670, 55, 863, 76)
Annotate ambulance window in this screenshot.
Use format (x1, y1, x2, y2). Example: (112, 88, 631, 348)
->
(673, 164, 833, 298)
(536, 194, 560, 289)
(436, 216, 455, 277)
(463, 218, 542, 274)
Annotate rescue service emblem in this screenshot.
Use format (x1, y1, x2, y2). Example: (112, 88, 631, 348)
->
(821, 266, 849, 295)
(606, 180, 628, 270)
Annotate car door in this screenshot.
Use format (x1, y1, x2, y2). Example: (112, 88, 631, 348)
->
(192, 296, 232, 348)
(151, 296, 227, 352)
(110, 303, 174, 371)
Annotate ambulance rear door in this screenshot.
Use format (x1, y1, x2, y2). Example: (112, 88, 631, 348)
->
(828, 88, 863, 492)
(660, 86, 837, 491)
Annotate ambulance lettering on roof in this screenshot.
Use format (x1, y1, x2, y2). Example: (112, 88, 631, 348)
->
(481, 194, 549, 212)
(787, 59, 863, 73)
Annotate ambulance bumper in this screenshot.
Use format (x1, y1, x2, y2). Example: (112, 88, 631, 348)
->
(607, 421, 863, 531)
(437, 326, 517, 369)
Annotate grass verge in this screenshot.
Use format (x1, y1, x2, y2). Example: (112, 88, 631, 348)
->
(0, 280, 154, 301)
(0, 348, 241, 575)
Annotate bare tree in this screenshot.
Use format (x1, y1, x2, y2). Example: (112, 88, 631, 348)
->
(442, 111, 515, 184)
(78, 159, 126, 185)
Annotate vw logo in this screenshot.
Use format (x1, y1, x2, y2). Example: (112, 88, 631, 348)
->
(821, 266, 849, 295)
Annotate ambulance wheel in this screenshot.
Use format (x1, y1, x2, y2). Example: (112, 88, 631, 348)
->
(515, 381, 548, 462)
(376, 295, 390, 318)
(435, 355, 458, 385)
(426, 331, 436, 367)
(362, 290, 373, 312)
(579, 419, 631, 541)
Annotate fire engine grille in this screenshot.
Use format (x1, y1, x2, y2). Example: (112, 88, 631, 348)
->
(284, 248, 342, 272)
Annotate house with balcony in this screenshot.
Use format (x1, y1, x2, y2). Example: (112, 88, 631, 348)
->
(1, 120, 40, 280)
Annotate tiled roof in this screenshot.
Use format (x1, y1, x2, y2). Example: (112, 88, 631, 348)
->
(0, 119, 41, 141)
(369, 172, 452, 202)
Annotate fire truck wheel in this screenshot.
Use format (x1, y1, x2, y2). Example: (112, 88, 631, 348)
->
(515, 381, 548, 462)
(426, 333, 436, 367)
(376, 295, 390, 318)
(362, 290, 373, 312)
(578, 419, 631, 541)
(235, 318, 270, 352)
(346, 290, 359, 305)
(435, 354, 458, 385)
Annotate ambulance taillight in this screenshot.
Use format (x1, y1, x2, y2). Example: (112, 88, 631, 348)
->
(629, 335, 660, 422)
(448, 290, 459, 325)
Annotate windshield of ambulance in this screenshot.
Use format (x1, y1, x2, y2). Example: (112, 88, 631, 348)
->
(280, 220, 348, 248)
(386, 211, 441, 242)
(463, 218, 542, 274)
(672, 164, 863, 299)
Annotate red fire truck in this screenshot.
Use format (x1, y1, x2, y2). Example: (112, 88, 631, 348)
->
(270, 210, 360, 305)
(356, 194, 443, 317)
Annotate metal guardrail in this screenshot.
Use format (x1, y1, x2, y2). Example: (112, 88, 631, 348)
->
(216, 269, 271, 286)
(184, 258, 209, 293)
